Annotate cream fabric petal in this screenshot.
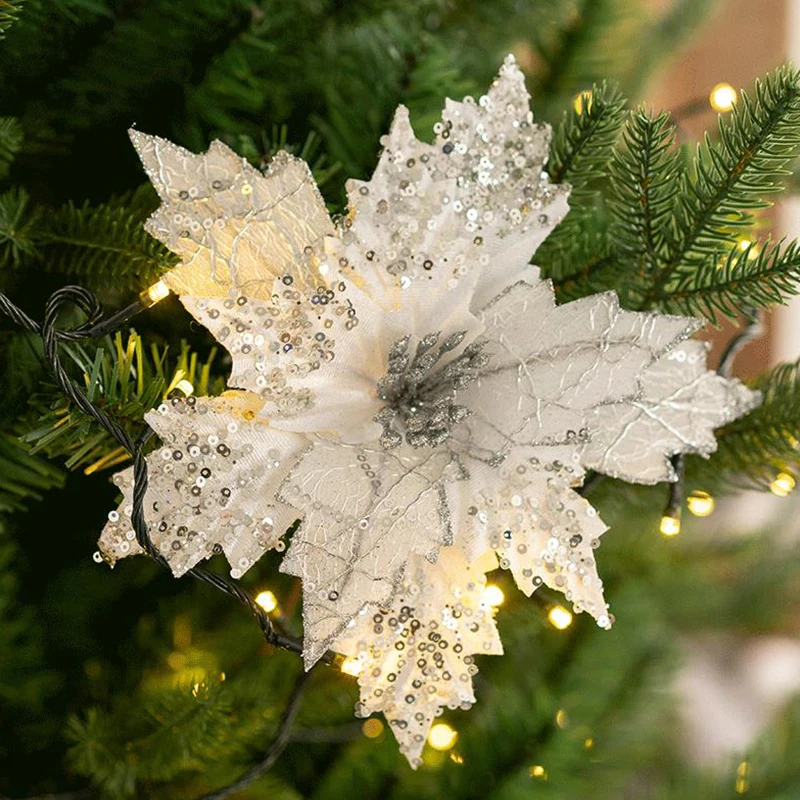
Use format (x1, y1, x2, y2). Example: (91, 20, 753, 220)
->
(582, 340, 762, 483)
(98, 393, 304, 577)
(338, 55, 569, 313)
(278, 439, 466, 668)
(455, 279, 701, 466)
(130, 131, 333, 299)
(445, 452, 608, 625)
(336, 546, 502, 767)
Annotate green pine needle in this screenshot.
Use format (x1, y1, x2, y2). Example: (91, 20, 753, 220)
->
(664, 237, 800, 321)
(0, 186, 40, 268)
(644, 65, 800, 307)
(37, 200, 178, 291)
(0, 116, 23, 180)
(537, 82, 625, 286)
(0, 0, 24, 39)
(547, 81, 627, 190)
(608, 108, 683, 299)
(21, 331, 224, 474)
(0, 432, 64, 513)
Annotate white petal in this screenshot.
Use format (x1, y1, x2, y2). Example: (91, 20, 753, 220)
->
(454, 280, 700, 466)
(279, 440, 465, 668)
(98, 393, 304, 577)
(338, 56, 569, 311)
(582, 340, 762, 483)
(129, 131, 333, 299)
(448, 458, 610, 626)
(335, 545, 502, 767)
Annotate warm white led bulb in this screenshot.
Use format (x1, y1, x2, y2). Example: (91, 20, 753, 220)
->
(255, 590, 278, 613)
(340, 656, 364, 677)
(659, 515, 681, 537)
(770, 472, 796, 497)
(427, 723, 458, 751)
(482, 584, 505, 607)
(547, 605, 573, 630)
(710, 83, 737, 112)
(687, 491, 715, 518)
(143, 279, 170, 306)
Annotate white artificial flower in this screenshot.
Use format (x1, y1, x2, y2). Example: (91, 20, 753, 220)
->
(99, 56, 760, 764)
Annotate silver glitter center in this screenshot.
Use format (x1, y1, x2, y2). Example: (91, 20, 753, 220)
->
(374, 331, 489, 449)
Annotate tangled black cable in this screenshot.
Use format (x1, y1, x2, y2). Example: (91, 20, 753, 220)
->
(1, 285, 336, 799)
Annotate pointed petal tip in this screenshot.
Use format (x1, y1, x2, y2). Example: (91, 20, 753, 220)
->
(387, 104, 414, 140)
(303, 645, 324, 671)
(128, 127, 151, 148)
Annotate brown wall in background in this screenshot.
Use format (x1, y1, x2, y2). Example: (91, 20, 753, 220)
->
(647, 0, 787, 377)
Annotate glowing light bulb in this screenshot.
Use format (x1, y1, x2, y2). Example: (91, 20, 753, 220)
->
(427, 723, 458, 751)
(573, 90, 593, 115)
(660, 514, 681, 537)
(529, 764, 548, 780)
(547, 605, 573, 630)
(482, 584, 505, 607)
(710, 82, 737, 112)
(770, 472, 796, 497)
(174, 379, 194, 397)
(736, 761, 750, 794)
(687, 490, 715, 517)
(143, 279, 170, 306)
(255, 590, 278, 613)
(362, 718, 384, 738)
(340, 656, 364, 677)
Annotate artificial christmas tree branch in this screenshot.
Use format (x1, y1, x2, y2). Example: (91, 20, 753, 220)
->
(197, 667, 315, 800)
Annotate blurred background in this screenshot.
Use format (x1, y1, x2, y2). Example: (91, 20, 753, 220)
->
(3, 0, 800, 798)
(650, 1, 800, 769)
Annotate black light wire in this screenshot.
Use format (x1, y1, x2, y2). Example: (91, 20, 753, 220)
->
(0, 285, 335, 799)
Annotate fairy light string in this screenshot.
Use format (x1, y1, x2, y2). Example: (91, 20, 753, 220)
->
(0, 282, 334, 798)
(0, 285, 331, 658)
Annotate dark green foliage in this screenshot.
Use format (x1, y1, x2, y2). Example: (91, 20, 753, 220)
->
(0, 433, 64, 513)
(0, 115, 22, 179)
(537, 82, 626, 285)
(646, 66, 800, 309)
(0, 186, 39, 267)
(664, 237, 800, 321)
(0, 523, 60, 728)
(607, 109, 683, 302)
(546, 66, 800, 318)
(547, 82, 627, 190)
(0, 0, 23, 38)
(37, 199, 177, 292)
(20, 331, 224, 474)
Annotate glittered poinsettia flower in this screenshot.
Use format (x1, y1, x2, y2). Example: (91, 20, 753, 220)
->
(98, 56, 760, 765)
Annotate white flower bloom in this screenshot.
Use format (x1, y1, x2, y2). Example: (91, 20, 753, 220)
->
(99, 56, 760, 764)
